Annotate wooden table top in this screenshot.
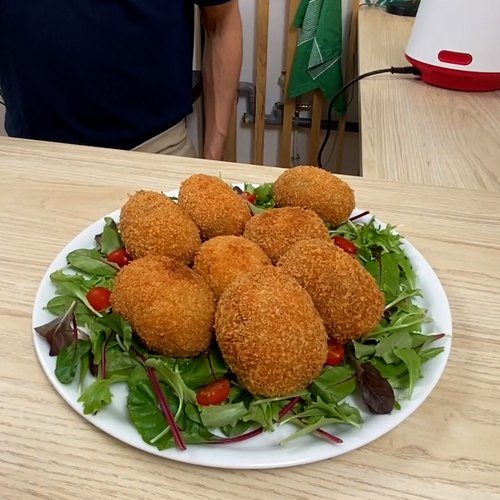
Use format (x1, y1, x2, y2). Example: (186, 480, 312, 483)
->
(1, 136, 499, 499)
(357, 6, 500, 192)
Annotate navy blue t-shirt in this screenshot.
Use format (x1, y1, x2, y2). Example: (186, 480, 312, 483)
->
(0, 0, 228, 149)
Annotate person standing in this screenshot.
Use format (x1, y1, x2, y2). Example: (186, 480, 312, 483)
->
(0, 0, 242, 160)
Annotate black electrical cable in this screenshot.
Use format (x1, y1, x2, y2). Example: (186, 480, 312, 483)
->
(317, 65, 421, 169)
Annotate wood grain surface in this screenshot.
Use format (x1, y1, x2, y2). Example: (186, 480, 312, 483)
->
(357, 6, 500, 192)
(1, 137, 499, 499)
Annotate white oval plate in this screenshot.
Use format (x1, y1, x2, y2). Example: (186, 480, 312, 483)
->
(32, 189, 452, 469)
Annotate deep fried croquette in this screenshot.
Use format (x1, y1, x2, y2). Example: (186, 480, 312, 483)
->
(120, 190, 201, 265)
(273, 165, 355, 227)
(243, 206, 330, 263)
(178, 174, 251, 240)
(111, 255, 215, 357)
(215, 267, 328, 397)
(193, 236, 271, 299)
(277, 239, 384, 343)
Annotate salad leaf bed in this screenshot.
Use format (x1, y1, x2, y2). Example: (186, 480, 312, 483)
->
(35, 184, 445, 451)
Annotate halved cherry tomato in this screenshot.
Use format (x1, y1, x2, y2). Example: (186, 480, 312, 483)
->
(325, 340, 345, 367)
(107, 247, 131, 267)
(333, 236, 357, 255)
(86, 287, 111, 312)
(241, 192, 257, 204)
(196, 378, 231, 406)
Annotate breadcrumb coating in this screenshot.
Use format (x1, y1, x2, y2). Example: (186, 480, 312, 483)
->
(273, 165, 355, 227)
(215, 267, 328, 397)
(119, 190, 201, 265)
(278, 239, 384, 343)
(178, 174, 251, 240)
(243, 206, 330, 264)
(111, 255, 215, 357)
(193, 236, 271, 300)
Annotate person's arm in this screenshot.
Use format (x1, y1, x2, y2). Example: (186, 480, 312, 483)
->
(200, 0, 242, 160)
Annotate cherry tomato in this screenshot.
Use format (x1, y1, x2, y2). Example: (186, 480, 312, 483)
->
(333, 236, 357, 255)
(107, 247, 131, 267)
(242, 192, 257, 204)
(196, 378, 231, 406)
(86, 287, 111, 312)
(325, 340, 345, 367)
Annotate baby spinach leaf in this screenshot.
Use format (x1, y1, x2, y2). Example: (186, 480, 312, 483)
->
(88, 327, 108, 366)
(46, 295, 95, 327)
(374, 330, 412, 363)
(310, 366, 357, 404)
(52, 280, 103, 317)
(174, 347, 228, 390)
(146, 358, 196, 419)
(364, 259, 381, 284)
(55, 339, 91, 384)
(105, 346, 138, 377)
(79, 350, 90, 392)
(394, 348, 421, 398)
(67, 249, 118, 276)
(200, 402, 248, 429)
(176, 404, 215, 444)
(221, 419, 254, 438)
(370, 358, 408, 380)
(97, 313, 133, 352)
(352, 340, 376, 359)
(127, 380, 175, 450)
(127, 364, 149, 388)
(99, 217, 122, 255)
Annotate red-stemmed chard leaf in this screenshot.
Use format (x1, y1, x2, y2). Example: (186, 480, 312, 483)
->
(145, 366, 186, 451)
(131, 348, 186, 451)
(208, 396, 303, 445)
(355, 361, 395, 414)
(35, 301, 78, 356)
(210, 395, 342, 445)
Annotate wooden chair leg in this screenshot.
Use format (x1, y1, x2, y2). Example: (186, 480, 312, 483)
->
(309, 90, 323, 166)
(254, 0, 269, 165)
(280, 0, 300, 168)
(334, 0, 359, 173)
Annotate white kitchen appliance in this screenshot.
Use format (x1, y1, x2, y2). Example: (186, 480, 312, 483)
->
(405, 0, 500, 91)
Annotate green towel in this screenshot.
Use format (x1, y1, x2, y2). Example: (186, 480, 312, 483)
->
(288, 0, 346, 115)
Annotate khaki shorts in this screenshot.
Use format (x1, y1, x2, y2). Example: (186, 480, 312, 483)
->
(132, 120, 197, 157)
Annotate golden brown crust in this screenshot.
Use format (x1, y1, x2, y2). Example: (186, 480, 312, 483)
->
(215, 267, 328, 397)
(193, 236, 271, 300)
(277, 239, 384, 343)
(178, 174, 251, 240)
(110, 255, 215, 357)
(273, 165, 355, 227)
(243, 206, 330, 264)
(119, 190, 201, 265)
